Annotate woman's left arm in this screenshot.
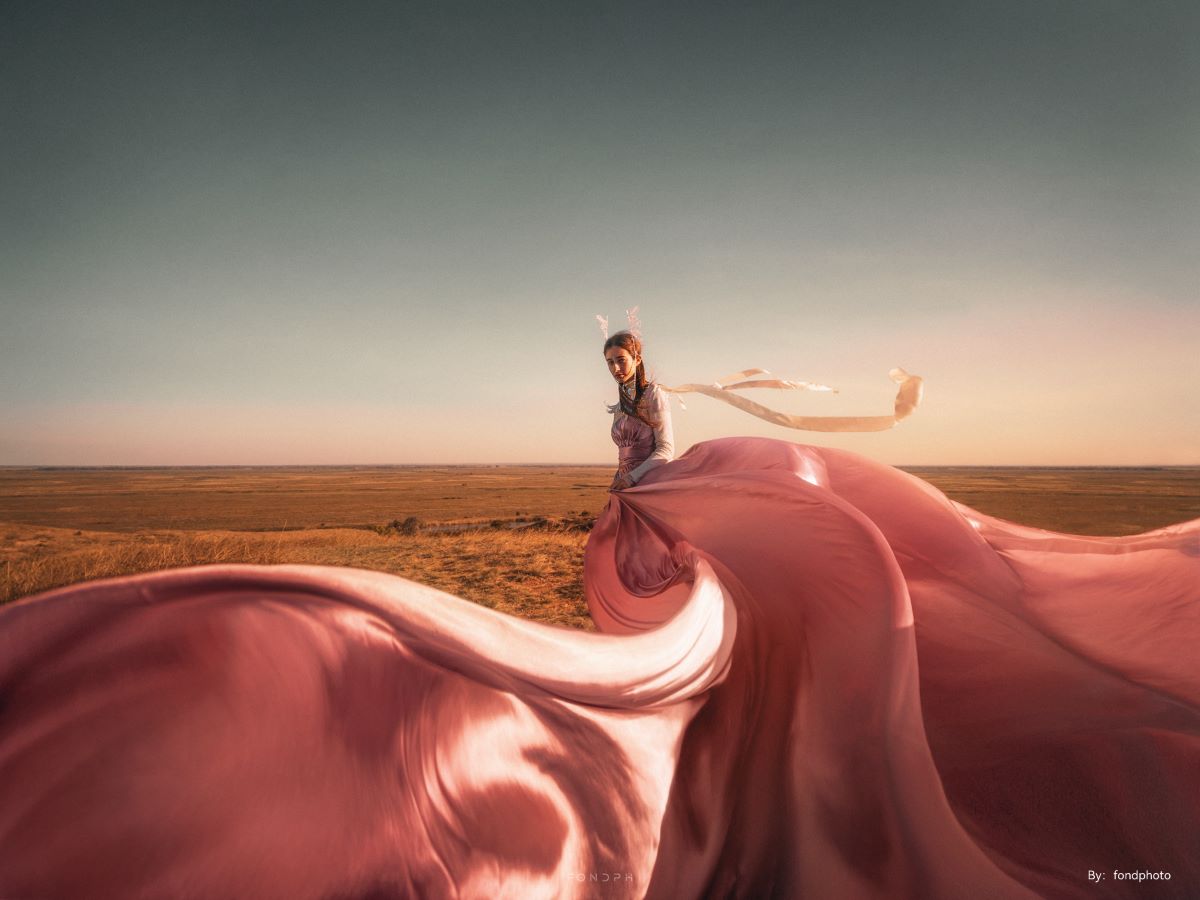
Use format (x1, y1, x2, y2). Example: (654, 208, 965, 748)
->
(627, 387, 675, 485)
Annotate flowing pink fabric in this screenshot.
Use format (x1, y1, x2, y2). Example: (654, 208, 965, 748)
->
(1, 438, 1198, 898)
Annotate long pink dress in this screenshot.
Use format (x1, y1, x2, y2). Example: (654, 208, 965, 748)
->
(1, 436, 1197, 898)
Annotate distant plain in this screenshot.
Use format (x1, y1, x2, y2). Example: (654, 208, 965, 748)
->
(3, 465, 1197, 625)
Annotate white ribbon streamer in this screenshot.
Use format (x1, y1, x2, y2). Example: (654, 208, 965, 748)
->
(663, 368, 923, 432)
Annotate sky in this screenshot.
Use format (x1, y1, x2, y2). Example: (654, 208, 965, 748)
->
(1, 0, 1197, 466)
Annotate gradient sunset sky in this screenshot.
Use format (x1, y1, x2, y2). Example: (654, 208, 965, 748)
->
(2, 1, 1197, 465)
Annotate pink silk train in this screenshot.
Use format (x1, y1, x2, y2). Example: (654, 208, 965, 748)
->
(1, 438, 1198, 898)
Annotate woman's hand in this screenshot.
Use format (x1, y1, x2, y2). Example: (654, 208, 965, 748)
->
(610, 472, 634, 491)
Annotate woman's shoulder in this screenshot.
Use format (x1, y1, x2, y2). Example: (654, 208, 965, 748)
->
(643, 382, 669, 405)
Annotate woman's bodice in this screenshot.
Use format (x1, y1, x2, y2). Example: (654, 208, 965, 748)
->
(610, 383, 674, 482)
(612, 410, 657, 475)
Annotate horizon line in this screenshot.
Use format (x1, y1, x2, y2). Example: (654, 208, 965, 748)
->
(1, 462, 1197, 470)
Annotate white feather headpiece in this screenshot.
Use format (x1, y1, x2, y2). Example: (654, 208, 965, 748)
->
(594, 308, 642, 340)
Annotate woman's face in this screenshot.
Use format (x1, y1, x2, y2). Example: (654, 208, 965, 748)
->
(604, 346, 639, 384)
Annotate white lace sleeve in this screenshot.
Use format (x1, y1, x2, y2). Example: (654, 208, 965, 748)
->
(628, 385, 675, 484)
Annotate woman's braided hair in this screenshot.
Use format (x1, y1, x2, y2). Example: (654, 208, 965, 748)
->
(604, 330, 660, 428)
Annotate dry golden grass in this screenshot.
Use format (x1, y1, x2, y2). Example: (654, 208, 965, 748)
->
(1, 524, 594, 629)
(0, 466, 612, 531)
(2, 465, 1194, 535)
(2, 465, 1196, 628)
(909, 467, 1200, 536)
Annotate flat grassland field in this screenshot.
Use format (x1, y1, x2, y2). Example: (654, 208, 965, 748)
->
(3, 466, 1197, 629)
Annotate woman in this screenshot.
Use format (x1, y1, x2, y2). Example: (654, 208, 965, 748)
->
(582, 329, 1200, 893)
(603, 330, 674, 491)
